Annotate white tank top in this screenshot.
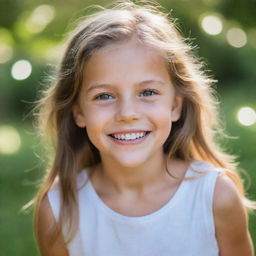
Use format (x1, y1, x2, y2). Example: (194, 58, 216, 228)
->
(48, 160, 221, 256)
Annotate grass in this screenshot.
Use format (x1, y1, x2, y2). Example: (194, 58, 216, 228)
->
(0, 86, 255, 254)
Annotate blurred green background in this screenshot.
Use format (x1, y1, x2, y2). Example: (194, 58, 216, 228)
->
(0, 0, 255, 254)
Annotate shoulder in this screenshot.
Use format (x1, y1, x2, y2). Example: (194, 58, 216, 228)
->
(36, 196, 69, 256)
(213, 174, 254, 255)
(213, 173, 242, 213)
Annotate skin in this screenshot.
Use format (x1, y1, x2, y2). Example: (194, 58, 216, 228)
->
(36, 197, 68, 256)
(213, 174, 254, 255)
(73, 40, 183, 193)
(36, 40, 254, 255)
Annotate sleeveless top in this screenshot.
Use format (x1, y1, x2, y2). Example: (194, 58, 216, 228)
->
(48, 160, 221, 256)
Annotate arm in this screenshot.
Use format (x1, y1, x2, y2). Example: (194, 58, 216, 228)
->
(213, 173, 254, 256)
(36, 196, 69, 256)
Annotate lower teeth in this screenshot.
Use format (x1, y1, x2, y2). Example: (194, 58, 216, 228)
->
(117, 137, 141, 141)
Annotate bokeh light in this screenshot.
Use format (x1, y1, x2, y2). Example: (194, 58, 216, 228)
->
(237, 107, 256, 126)
(11, 60, 32, 80)
(200, 15, 223, 35)
(0, 28, 14, 63)
(0, 43, 13, 63)
(0, 125, 21, 154)
(227, 28, 247, 48)
(25, 4, 55, 33)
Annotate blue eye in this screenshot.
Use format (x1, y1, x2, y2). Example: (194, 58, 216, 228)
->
(95, 93, 114, 100)
(139, 89, 158, 97)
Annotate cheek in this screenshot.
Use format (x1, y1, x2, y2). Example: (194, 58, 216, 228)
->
(148, 103, 173, 135)
(146, 101, 172, 121)
(83, 106, 113, 139)
(84, 105, 111, 123)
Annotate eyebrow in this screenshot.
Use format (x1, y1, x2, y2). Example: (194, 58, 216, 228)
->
(86, 79, 165, 92)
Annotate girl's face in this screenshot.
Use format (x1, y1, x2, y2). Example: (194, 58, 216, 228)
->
(73, 40, 183, 168)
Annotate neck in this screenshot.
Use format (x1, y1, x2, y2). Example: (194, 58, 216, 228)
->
(93, 152, 177, 194)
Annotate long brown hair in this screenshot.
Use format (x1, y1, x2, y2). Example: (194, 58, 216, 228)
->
(33, 0, 255, 244)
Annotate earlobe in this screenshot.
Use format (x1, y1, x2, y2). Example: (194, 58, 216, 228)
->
(171, 95, 183, 122)
(72, 104, 86, 128)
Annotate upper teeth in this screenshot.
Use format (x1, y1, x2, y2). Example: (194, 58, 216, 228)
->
(112, 132, 146, 140)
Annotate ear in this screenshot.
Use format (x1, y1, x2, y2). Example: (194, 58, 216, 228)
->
(72, 104, 86, 128)
(171, 94, 183, 122)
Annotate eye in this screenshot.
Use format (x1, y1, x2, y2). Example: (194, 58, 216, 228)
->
(94, 93, 114, 101)
(139, 89, 158, 97)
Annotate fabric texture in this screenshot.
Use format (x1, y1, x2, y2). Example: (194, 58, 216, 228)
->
(48, 160, 221, 256)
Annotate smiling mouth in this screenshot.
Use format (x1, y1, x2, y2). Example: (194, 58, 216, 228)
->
(109, 131, 150, 141)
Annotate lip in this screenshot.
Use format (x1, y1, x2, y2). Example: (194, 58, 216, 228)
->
(108, 131, 151, 145)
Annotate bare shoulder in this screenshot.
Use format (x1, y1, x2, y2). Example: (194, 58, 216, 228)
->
(213, 173, 254, 256)
(213, 173, 242, 213)
(36, 196, 68, 256)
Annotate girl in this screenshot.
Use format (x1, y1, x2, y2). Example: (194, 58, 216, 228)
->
(34, 1, 255, 255)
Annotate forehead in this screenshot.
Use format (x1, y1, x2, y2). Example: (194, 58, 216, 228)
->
(82, 40, 170, 87)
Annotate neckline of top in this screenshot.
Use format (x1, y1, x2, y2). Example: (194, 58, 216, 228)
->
(81, 161, 202, 223)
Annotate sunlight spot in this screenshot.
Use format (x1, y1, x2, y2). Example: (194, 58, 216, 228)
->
(237, 107, 256, 126)
(201, 15, 223, 35)
(11, 60, 32, 80)
(227, 28, 247, 48)
(26, 4, 55, 33)
(0, 43, 13, 64)
(0, 125, 21, 154)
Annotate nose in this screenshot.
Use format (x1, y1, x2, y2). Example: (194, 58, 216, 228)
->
(115, 96, 140, 122)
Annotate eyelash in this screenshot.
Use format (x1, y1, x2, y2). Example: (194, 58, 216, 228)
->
(93, 89, 159, 101)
